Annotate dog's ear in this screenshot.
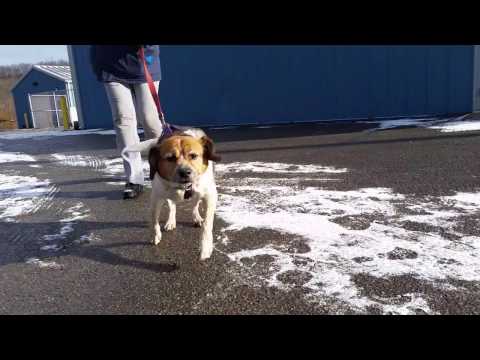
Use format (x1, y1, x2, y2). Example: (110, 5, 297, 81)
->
(148, 145, 162, 180)
(201, 136, 221, 162)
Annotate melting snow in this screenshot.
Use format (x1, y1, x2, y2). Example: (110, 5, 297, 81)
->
(41, 203, 89, 244)
(362, 114, 476, 132)
(25, 257, 63, 269)
(0, 152, 35, 163)
(215, 161, 480, 314)
(429, 120, 480, 133)
(51, 153, 150, 180)
(216, 162, 347, 174)
(368, 117, 441, 130)
(0, 173, 55, 221)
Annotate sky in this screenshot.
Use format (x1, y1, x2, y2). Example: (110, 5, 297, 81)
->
(0, 45, 68, 66)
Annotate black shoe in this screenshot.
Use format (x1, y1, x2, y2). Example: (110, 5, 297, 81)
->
(123, 182, 144, 200)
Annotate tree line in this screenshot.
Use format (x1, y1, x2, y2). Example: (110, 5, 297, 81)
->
(0, 59, 69, 79)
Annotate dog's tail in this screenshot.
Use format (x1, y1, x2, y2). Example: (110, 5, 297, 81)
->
(121, 138, 159, 160)
(120, 138, 160, 185)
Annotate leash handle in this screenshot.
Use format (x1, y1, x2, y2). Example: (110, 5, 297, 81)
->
(138, 46, 167, 126)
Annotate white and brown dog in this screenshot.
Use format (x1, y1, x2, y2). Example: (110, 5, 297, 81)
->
(122, 128, 221, 260)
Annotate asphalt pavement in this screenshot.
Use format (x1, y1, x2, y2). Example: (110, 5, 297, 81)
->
(1, 119, 480, 314)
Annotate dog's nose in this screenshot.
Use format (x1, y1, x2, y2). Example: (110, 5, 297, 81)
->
(178, 168, 192, 178)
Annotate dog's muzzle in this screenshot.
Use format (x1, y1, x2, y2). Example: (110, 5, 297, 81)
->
(175, 166, 196, 184)
(177, 167, 193, 181)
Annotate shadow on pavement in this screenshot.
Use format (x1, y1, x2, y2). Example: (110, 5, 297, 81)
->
(218, 131, 480, 154)
(0, 219, 202, 272)
(76, 243, 179, 273)
(3, 120, 478, 157)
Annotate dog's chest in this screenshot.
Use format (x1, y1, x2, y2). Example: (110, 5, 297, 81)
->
(168, 187, 197, 202)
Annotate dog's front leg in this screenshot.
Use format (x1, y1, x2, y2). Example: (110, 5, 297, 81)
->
(192, 198, 203, 227)
(150, 197, 164, 246)
(199, 190, 217, 260)
(164, 199, 177, 231)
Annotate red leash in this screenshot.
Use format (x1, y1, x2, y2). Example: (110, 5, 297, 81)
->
(138, 46, 172, 136)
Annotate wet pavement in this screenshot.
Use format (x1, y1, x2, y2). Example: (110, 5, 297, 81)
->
(1, 118, 480, 314)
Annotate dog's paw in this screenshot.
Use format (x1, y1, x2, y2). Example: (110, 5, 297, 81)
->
(193, 218, 204, 228)
(152, 234, 161, 246)
(199, 248, 213, 261)
(192, 211, 204, 227)
(164, 220, 176, 231)
(152, 223, 162, 245)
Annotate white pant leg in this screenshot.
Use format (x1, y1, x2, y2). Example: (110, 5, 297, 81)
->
(132, 81, 164, 140)
(104, 81, 145, 185)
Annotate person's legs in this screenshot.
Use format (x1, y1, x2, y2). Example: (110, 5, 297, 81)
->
(132, 81, 164, 139)
(104, 81, 145, 190)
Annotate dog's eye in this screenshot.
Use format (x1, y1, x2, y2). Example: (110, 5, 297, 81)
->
(166, 155, 176, 162)
(189, 153, 198, 160)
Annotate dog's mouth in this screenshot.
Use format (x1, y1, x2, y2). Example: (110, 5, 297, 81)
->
(168, 179, 193, 189)
(173, 176, 194, 185)
(177, 180, 193, 187)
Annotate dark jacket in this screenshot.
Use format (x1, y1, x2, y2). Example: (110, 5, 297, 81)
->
(90, 45, 161, 83)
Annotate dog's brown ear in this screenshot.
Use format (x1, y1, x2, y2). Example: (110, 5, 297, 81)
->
(148, 145, 161, 180)
(201, 136, 221, 162)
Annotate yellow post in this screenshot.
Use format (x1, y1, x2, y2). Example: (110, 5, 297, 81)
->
(59, 96, 71, 130)
(24, 113, 29, 129)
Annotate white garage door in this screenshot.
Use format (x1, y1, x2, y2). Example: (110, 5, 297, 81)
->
(28, 91, 67, 129)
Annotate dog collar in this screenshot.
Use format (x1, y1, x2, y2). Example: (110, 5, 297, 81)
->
(184, 183, 193, 199)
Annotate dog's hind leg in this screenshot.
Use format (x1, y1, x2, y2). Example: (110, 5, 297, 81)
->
(164, 199, 177, 231)
(192, 199, 203, 227)
(150, 197, 164, 246)
(199, 190, 217, 260)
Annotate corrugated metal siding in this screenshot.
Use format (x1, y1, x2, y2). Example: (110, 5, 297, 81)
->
(34, 65, 72, 82)
(12, 70, 67, 129)
(474, 46, 480, 112)
(68, 45, 112, 129)
(70, 45, 474, 129)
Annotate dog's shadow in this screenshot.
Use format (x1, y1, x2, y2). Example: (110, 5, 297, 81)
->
(68, 220, 208, 273)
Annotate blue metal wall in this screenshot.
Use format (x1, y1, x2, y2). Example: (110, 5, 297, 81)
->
(12, 70, 67, 129)
(70, 46, 474, 129)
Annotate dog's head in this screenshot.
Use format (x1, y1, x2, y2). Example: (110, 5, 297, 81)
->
(148, 134, 221, 183)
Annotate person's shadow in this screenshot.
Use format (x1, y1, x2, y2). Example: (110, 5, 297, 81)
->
(77, 241, 179, 273)
(0, 220, 179, 273)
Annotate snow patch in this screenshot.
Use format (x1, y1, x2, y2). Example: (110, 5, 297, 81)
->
(215, 161, 480, 314)
(0, 152, 35, 163)
(0, 173, 55, 221)
(362, 115, 471, 132)
(428, 118, 480, 133)
(25, 257, 63, 269)
(41, 203, 89, 244)
(216, 162, 348, 174)
(77, 233, 102, 244)
(366, 117, 441, 130)
(40, 244, 62, 251)
(51, 154, 150, 180)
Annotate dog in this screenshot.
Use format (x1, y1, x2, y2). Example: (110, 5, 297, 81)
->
(122, 127, 221, 260)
